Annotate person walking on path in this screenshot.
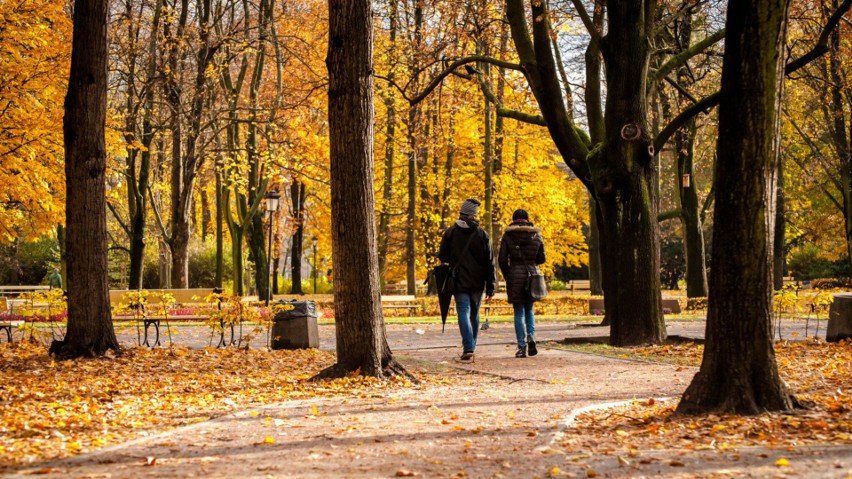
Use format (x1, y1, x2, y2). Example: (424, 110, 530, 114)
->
(498, 209, 546, 358)
(438, 198, 496, 362)
(48, 268, 63, 290)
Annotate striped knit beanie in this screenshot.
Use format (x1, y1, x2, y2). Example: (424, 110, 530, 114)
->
(459, 198, 481, 218)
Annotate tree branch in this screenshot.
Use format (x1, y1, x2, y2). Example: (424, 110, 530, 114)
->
(568, 0, 603, 47)
(785, 0, 852, 73)
(654, 0, 851, 152)
(476, 73, 548, 126)
(384, 55, 523, 105)
(651, 29, 725, 85)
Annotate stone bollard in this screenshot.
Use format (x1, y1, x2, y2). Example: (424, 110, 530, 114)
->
(826, 293, 852, 342)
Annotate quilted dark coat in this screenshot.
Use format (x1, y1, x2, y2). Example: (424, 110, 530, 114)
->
(498, 223, 546, 304)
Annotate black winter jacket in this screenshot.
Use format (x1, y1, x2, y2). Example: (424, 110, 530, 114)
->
(438, 222, 496, 296)
(498, 222, 546, 304)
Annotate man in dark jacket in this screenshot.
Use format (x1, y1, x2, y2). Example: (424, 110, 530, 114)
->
(438, 198, 496, 362)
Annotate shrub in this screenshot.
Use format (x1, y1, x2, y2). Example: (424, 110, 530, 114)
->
(787, 246, 850, 280)
(0, 237, 58, 285)
(189, 241, 234, 288)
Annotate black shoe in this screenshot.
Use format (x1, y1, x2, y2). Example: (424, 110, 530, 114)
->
(460, 352, 474, 362)
(527, 339, 538, 356)
(515, 347, 527, 358)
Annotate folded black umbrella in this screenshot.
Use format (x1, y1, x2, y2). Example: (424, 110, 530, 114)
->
(432, 264, 453, 333)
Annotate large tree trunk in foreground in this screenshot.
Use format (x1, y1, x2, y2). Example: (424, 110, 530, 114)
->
(318, 0, 406, 379)
(678, 0, 796, 414)
(55, 0, 119, 358)
(594, 0, 665, 346)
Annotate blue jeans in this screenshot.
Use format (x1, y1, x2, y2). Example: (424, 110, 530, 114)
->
(455, 291, 483, 353)
(513, 302, 535, 349)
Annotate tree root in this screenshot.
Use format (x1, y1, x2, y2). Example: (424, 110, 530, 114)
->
(310, 357, 417, 383)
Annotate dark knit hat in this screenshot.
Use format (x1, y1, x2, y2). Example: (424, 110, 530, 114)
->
(512, 209, 529, 222)
(460, 198, 481, 217)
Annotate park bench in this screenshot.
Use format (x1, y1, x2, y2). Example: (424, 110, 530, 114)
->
(0, 297, 20, 343)
(481, 293, 513, 318)
(381, 295, 421, 317)
(110, 288, 219, 347)
(568, 280, 591, 294)
(0, 285, 51, 297)
(588, 297, 682, 315)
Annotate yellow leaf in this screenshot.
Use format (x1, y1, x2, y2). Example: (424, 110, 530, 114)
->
(775, 458, 790, 467)
(263, 436, 276, 444)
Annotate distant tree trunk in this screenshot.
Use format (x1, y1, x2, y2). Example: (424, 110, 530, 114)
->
(584, 0, 605, 297)
(215, 163, 224, 288)
(318, 0, 406, 379)
(290, 181, 305, 294)
(677, 120, 708, 297)
(54, 0, 119, 358)
(377, 0, 398, 291)
(774, 159, 786, 289)
(56, 224, 67, 287)
(404, 0, 423, 296)
(678, 0, 796, 414)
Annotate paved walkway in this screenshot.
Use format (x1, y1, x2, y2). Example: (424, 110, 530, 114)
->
(6, 319, 850, 478)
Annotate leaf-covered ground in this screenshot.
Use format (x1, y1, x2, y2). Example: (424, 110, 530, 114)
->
(563, 340, 852, 457)
(0, 342, 430, 470)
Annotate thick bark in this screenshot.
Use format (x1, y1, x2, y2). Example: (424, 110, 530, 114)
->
(320, 0, 406, 379)
(55, 0, 119, 358)
(594, 0, 665, 346)
(678, 0, 796, 415)
(506, 0, 663, 345)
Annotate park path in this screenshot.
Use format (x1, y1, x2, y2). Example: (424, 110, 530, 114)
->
(6, 320, 851, 478)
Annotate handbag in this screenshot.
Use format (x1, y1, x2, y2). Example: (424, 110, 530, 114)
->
(527, 272, 547, 301)
(504, 233, 547, 302)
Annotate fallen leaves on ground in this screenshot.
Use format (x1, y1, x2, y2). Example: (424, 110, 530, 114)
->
(564, 339, 852, 453)
(0, 342, 431, 469)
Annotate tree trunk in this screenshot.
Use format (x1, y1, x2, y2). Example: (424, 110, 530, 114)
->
(774, 158, 786, 289)
(319, 0, 405, 379)
(377, 0, 398, 291)
(54, 0, 119, 358)
(215, 164, 224, 288)
(678, 0, 796, 415)
(290, 181, 305, 294)
(677, 120, 708, 297)
(594, 0, 665, 346)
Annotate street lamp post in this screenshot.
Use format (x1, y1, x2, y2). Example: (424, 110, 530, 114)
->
(264, 190, 280, 306)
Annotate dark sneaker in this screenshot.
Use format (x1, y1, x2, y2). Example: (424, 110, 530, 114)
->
(460, 352, 474, 362)
(527, 339, 538, 356)
(515, 347, 527, 358)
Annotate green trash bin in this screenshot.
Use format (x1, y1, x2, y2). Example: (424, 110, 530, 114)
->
(271, 300, 319, 350)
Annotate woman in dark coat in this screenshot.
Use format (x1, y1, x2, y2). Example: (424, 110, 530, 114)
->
(498, 209, 546, 358)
